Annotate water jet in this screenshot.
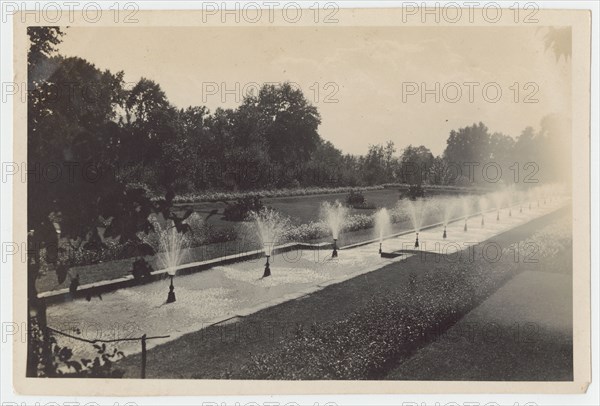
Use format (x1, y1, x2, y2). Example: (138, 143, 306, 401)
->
(250, 208, 289, 277)
(374, 208, 391, 256)
(322, 201, 348, 258)
(157, 222, 189, 305)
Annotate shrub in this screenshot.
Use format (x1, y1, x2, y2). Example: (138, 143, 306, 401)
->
(346, 190, 376, 209)
(407, 184, 425, 200)
(223, 195, 264, 221)
(131, 257, 153, 281)
(346, 190, 366, 206)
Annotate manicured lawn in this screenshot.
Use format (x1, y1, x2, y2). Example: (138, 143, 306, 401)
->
(175, 188, 403, 226)
(115, 206, 570, 379)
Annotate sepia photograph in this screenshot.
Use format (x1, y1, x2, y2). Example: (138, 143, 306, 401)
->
(6, 3, 594, 398)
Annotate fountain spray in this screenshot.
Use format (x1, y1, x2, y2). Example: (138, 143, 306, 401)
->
(251, 208, 288, 278)
(157, 223, 188, 305)
(322, 201, 347, 259)
(375, 208, 391, 256)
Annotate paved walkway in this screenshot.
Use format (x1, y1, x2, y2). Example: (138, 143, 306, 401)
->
(387, 268, 573, 381)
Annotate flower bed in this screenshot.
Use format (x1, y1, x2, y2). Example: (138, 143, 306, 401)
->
(164, 184, 485, 204)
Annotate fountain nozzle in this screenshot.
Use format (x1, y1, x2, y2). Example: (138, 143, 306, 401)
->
(263, 255, 271, 278)
(379, 242, 382, 255)
(464, 220, 468, 232)
(166, 274, 176, 304)
(443, 226, 447, 239)
(332, 239, 338, 258)
(509, 208, 512, 217)
(414, 233, 419, 249)
(497, 211, 500, 221)
(520, 206, 523, 213)
(481, 215, 485, 227)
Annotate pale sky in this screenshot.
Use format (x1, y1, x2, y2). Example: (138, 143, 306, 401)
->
(56, 26, 571, 156)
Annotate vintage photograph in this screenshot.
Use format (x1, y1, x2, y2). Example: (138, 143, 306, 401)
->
(16, 7, 590, 392)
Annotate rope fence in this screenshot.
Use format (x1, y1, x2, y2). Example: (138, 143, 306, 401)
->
(47, 326, 170, 378)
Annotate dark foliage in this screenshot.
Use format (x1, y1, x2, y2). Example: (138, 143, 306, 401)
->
(223, 196, 265, 221)
(407, 184, 425, 200)
(131, 258, 153, 281)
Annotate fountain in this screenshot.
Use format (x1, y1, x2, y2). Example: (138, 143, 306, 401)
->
(479, 196, 488, 227)
(506, 186, 517, 217)
(492, 191, 505, 222)
(461, 196, 471, 232)
(406, 199, 428, 248)
(441, 197, 456, 239)
(322, 201, 348, 258)
(250, 208, 289, 277)
(374, 208, 391, 255)
(157, 222, 189, 304)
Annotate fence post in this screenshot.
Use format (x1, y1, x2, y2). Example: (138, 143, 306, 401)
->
(141, 334, 147, 379)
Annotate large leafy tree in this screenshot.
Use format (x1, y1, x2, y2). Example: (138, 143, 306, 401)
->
(443, 122, 491, 166)
(241, 83, 321, 166)
(26, 28, 179, 377)
(398, 145, 434, 185)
